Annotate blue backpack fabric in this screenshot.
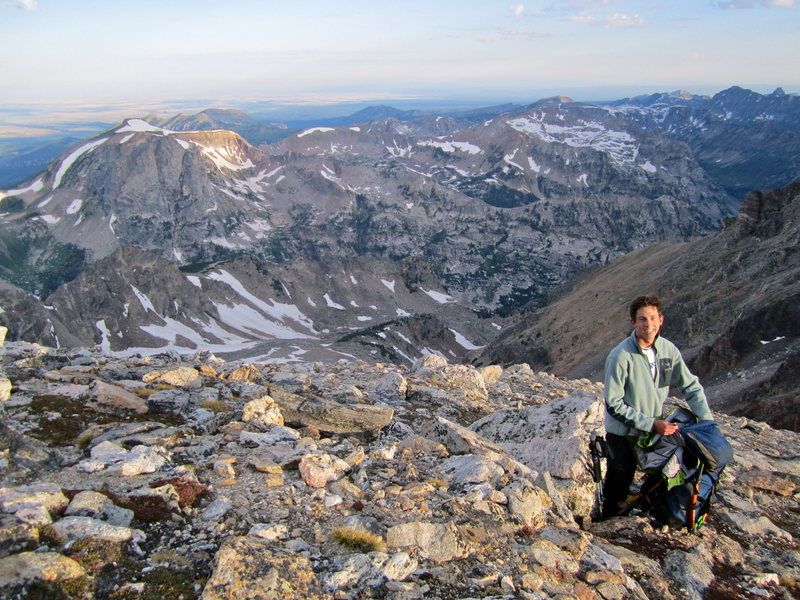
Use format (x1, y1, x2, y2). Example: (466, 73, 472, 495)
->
(682, 419, 734, 471)
(630, 408, 733, 531)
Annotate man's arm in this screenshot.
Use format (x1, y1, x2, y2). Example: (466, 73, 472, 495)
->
(672, 353, 713, 421)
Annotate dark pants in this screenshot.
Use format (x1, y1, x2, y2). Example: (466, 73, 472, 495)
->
(602, 433, 638, 519)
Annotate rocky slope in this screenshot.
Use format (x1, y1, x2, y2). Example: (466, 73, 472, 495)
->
(0, 245, 498, 364)
(475, 181, 800, 432)
(0, 332, 798, 599)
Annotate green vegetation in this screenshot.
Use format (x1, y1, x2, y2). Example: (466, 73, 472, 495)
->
(427, 229, 448, 245)
(0, 196, 24, 212)
(0, 232, 87, 297)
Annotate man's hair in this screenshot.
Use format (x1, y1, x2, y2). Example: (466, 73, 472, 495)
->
(630, 295, 662, 321)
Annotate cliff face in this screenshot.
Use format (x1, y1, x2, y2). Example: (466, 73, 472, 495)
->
(475, 181, 800, 431)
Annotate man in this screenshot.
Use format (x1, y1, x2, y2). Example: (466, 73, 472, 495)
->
(601, 295, 712, 519)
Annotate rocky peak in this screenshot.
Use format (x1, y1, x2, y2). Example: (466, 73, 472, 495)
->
(0, 333, 797, 599)
(731, 180, 800, 239)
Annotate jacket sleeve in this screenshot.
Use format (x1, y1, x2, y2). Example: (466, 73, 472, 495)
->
(604, 351, 655, 433)
(671, 353, 713, 421)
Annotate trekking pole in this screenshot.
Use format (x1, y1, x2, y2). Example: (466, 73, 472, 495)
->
(589, 432, 606, 518)
(687, 464, 704, 532)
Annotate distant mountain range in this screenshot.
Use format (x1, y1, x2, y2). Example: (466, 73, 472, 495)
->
(0, 86, 797, 427)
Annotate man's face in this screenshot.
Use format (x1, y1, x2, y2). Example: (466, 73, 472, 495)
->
(632, 305, 664, 347)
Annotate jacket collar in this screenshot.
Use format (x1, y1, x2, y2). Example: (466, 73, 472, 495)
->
(629, 329, 661, 353)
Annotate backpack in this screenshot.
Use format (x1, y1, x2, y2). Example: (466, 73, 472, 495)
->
(629, 408, 733, 531)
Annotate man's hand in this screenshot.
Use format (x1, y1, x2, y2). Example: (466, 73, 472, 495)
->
(652, 419, 679, 435)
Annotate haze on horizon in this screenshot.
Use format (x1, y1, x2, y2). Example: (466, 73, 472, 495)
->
(1, 0, 799, 130)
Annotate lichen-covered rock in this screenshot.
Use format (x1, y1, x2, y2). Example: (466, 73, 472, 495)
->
(0, 551, 91, 598)
(142, 366, 201, 387)
(242, 395, 284, 427)
(201, 536, 329, 600)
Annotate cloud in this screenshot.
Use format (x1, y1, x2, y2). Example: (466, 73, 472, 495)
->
(571, 12, 646, 27)
(511, 4, 525, 17)
(10, 0, 37, 9)
(556, 0, 611, 11)
(715, 0, 796, 7)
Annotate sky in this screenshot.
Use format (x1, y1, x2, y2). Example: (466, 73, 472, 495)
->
(1, 0, 799, 128)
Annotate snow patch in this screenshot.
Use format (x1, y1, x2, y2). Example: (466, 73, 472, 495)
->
(506, 114, 638, 165)
(131, 286, 156, 314)
(324, 294, 346, 310)
(195, 142, 254, 172)
(449, 328, 483, 350)
(420, 288, 456, 304)
(504, 149, 525, 171)
(117, 119, 170, 134)
(66, 199, 83, 215)
(418, 140, 482, 155)
(298, 127, 335, 138)
(381, 279, 396, 292)
(2, 177, 44, 198)
(53, 137, 109, 189)
(207, 269, 318, 336)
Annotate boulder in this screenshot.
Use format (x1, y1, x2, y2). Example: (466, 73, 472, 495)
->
(201, 536, 328, 600)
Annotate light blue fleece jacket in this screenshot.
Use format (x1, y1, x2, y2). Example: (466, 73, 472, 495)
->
(604, 330, 712, 436)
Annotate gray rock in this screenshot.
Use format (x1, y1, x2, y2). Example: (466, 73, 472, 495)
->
(386, 521, 471, 562)
(147, 388, 191, 414)
(437, 454, 505, 488)
(469, 392, 604, 480)
(201, 497, 233, 522)
(663, 548, 715, 600)
(0, 482, 68, 516)
(270, 386, 394, 434)
(717, 510, 793, 540)
(65, 490, 134, 527)
(49, 516, 145, 545)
